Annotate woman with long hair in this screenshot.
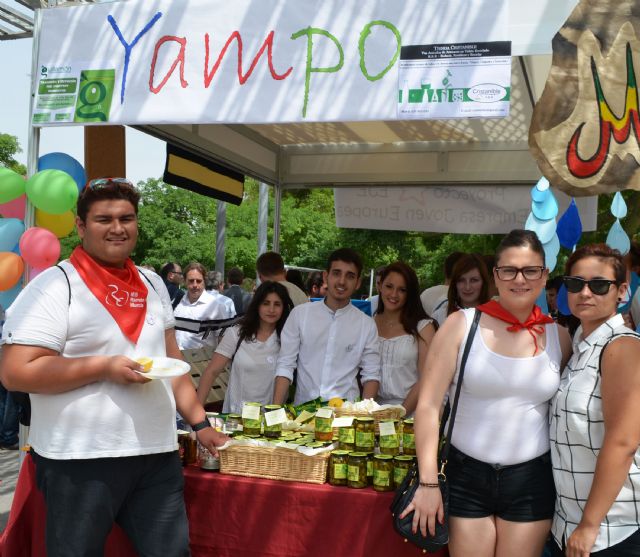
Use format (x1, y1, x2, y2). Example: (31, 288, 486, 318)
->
(401, 229, 572, 557)
(374, 262, 436, 415)
(550, 244, 640, 557)
(431, 253, 491, 326)
(196, 281, 293, 413)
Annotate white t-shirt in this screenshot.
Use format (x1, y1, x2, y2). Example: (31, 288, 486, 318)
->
(377, 319, 431, 407)
(0, 262, 178, 460)
(216, 325, 280, 414)
(174, 290, 234, 349)
(207, 289, 237, 318)
(420, 285, 448, 316)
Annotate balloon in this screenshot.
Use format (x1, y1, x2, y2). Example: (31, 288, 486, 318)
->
(0, 252, 24, 291)
(611, 191, 628, 219)
(0, 194, 26, 219)
(38, 152, 86, 192)
(557, 198, 582, 249)
(0, 167, 26, 204)
(0, 282, 21, 310)
(0, 218, 25, 252)
(25, 170, 78, 215)
(525, 213, 556, 244)
(606, 219, 630, 255)
(19, 227, 60, 269)
(35, 209, 75, 238)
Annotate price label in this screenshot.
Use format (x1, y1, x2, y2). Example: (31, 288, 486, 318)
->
(379, 421, 397, 437)
(265, 407, 287, 427)
(332, 416, 354, 428)
(242, 403, 260, 421)
(316, 407, 334, 419)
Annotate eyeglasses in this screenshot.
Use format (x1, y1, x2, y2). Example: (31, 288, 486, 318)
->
(563, 276, 618, 295)
(494, 266, 545, 281)
(171, 271, 184, 277)
(86, 177, 135, 191)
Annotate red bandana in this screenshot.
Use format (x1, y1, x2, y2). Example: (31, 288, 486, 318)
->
(476, 300, 554, 355)
(70, 246, 148, 343)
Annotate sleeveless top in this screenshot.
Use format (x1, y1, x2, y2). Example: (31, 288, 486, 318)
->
(551, 313, 640, 552)
(448, 308, 562, 465)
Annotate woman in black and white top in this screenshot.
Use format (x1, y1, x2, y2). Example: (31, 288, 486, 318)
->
(196, 281, 293, 413)
(550, 244, 640, 557)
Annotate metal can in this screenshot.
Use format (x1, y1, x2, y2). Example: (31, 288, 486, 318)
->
(347, 452, 368, 488)
(329, 450, 350, 486)
(373, 454, 395, 492)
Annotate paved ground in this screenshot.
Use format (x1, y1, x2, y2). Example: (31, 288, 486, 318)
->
(0, 448, 20, 531)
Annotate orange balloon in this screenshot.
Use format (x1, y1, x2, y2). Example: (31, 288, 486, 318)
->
(0, 252, 24, 291)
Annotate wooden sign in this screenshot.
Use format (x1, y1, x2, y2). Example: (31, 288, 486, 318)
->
(530, 0, 640, 196)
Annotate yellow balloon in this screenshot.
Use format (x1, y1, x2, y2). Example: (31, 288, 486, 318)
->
(35, 209, 75, 238)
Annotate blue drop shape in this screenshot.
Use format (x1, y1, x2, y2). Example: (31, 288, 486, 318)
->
(525, 213, 556, 243)
(531, 185, 549, 203)
(611, 191, 628, 219)
(557, 283, 571, 316)
(532, 194, 559, 220)
(606, 219, 630, 255)
(536, 290, 549, 314)
(557, 198, 582, 249)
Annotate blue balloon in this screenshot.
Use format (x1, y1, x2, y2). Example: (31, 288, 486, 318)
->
(557, 283, 571, 316)
(0, 218, 25, 251)
(38, 152, 86, 192)
(0, 282, 21, 310)
(557, 198, 582, 249)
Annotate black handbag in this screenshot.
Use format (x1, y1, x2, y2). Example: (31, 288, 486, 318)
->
(390, 309, 481, 552)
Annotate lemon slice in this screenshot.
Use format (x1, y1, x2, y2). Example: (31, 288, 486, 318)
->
(136, 357, 153, 372)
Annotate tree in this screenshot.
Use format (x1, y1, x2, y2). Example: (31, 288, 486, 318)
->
(0, 133, 27, 175)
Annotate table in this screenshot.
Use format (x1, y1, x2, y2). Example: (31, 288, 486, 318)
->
(1, 455, 447, 557)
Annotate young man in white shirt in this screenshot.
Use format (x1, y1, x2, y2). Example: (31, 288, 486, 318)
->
(273, 248, 381, 405)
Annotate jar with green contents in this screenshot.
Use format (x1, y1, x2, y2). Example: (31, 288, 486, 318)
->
(347, 452, 368, 488)
(225, 414, 242, 433)
(242, 402, 262, 436)
(355, 417, 375, 452)
(263, 404, 283, 438)
(402, 418, 415, 455)
(365, 451, 374, 485)
(329, 450, 350, 486)
(393, 455, 414, 488)
(379, 419, 400, 456)
(314, 408, 334, 442)
(373, 454, 394, 492)
(338, 423, 355, 451)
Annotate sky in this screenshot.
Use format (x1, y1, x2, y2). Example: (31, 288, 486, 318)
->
(0, 36, 165, 184)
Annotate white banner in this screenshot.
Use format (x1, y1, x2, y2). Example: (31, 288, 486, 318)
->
(334, 186, 597, 234)
(33, 0, 514, 125)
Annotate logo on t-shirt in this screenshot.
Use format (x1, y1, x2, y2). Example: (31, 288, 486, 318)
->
(106, 284, 129, 307)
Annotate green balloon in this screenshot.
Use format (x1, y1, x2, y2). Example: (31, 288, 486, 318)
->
(0, 167, 26, 204)
(26, 170, 79, 215)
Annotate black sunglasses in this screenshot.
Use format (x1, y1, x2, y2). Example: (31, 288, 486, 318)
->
(86, 177, 135, 190)
(563, 276, 618, 295)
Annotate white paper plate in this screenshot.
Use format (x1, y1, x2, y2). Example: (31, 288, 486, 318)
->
(135, 357, 191, 379)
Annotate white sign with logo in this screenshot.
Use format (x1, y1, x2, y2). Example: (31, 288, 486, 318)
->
(334, 186, 597, 234)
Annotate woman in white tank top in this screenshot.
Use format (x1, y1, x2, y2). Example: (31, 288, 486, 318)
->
(401, 230, 572, 557)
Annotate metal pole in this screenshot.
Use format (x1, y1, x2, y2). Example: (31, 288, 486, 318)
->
(216, 200, 226, 276)
(273, 183, 282, 252)
(258, 182, 268, 255)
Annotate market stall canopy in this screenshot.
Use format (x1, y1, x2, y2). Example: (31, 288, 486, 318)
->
(30, 0, 577, 188)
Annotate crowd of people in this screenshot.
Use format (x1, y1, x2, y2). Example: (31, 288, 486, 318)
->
(0, 178, 640, 556)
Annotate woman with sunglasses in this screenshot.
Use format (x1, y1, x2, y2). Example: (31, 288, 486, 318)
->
(550, 244, 640, 557)
(401, 229, 572, 557)
(431, 253, 491, 326)
(374, 262, 436, 415)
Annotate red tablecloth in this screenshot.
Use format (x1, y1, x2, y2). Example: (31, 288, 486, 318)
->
(1, 455, 447, 557)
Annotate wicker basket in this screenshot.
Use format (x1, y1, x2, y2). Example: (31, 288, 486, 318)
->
(334, 407, 405, 434)
(218, 444, 330, 484)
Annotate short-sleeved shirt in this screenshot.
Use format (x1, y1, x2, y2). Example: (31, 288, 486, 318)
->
(174, 290, 235, 350)
(0, 262, 177, 459)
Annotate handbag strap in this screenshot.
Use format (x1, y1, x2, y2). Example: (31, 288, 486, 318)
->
(439, 308, 481, 467)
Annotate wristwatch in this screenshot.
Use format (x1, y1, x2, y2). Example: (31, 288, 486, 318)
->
(191, 419, 212, 432)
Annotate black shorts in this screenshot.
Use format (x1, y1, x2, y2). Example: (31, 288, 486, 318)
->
(550, 529, 640, 556)
(447, 445, 555, 522)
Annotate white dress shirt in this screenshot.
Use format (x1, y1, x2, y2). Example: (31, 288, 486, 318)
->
(174, 290, 234, 349)
(275, 300, 381, 404)
(206, 289, 237, 319)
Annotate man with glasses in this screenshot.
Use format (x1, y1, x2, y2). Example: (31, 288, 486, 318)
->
(160, 262, 185, 309)
(0, 178, 227, 557)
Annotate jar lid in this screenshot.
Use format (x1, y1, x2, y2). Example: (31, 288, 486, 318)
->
(244, 402, 261, 407)
(227, 414, 241, 419)
(206, 412, 219, 417)
(403, 418, 414, 425)
(331, 450, 350, 456)
(355, 417, 375, 423)
(394, 455, 414, 462)
(374, 454, 394, 460)
(264, 404, 281, 410)
(348, 452, 368, 457)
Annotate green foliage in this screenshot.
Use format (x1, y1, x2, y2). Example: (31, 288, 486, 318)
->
(0, 134, 27, 175)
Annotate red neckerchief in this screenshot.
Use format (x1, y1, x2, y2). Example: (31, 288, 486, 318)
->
(70, 246, 148, 343)
(476, 300, 554, 355)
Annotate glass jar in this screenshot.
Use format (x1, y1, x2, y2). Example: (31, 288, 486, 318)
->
(355, 417, 375, 452)
(225, 413, 242, 433)
(179, 432, 197, 466)
(315, 408, 334, 442)
(402, 418, 415, 455)
(347, 452, 368, 488)
(242, 402, 262, 436)
(365, 451, 374, 485)
(373, 454, 394, 492)
(329, 450, 350, 486)
(338, 423, 355, 451)
(263, 404, 283, 438)
(198, 442, 220, 471)
(379, 419, 400, 456)
(393, 455, 414, 488)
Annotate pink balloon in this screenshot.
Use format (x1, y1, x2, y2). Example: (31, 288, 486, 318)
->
(18, 227, 61, 269)
(0, 195, 26, 219)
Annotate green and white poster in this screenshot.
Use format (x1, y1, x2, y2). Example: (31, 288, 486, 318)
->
(397, 41, 512, 119)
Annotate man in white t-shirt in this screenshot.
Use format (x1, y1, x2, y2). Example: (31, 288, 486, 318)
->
(0, 178, 227, 556)
(273, 248, 381, 405)
(256, 251, 308, 306)
(205, 270, 236, 318)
